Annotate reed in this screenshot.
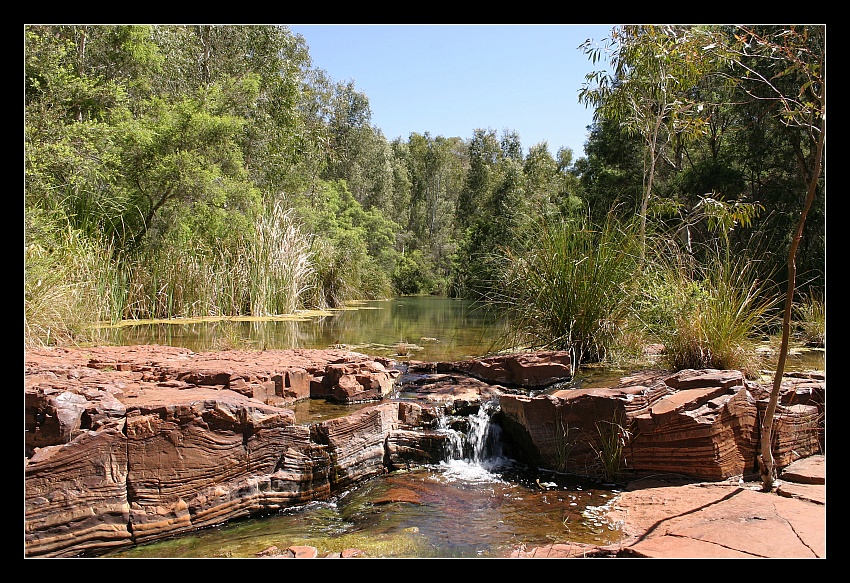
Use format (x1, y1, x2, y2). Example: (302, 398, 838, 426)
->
(118, 202, 316, 320)
(245, 202, 315, 316)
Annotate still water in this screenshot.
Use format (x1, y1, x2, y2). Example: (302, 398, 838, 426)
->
(100, 296, 511, 363)
(92, 296, 824, 558)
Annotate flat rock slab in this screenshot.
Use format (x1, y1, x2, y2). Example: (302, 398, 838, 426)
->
(509, 454, 826, 559)
(604, 481, 825, 558)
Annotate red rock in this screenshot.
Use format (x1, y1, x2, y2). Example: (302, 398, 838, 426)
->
(24, 346, 826, 559)
(287, 545, 319, 558)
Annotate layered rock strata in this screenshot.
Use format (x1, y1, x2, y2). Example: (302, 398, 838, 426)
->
(24, 346, 824, 558)
(499, 368, 825, 481)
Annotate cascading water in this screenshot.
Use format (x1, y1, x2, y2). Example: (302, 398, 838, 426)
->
(435, 400, 510, 483)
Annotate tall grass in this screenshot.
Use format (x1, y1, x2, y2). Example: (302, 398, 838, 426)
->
(590, 410, 634, 483)
(24, 212, 125, 347)
(123, 202, 316, 319)
(246, 202, 315, 316)
(794, 292, 825, 347)
(636, 245, 780, 376)
(493, 214, 643, 368)
(25, 202, 319, 347)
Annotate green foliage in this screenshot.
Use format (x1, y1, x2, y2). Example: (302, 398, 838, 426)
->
(493, 213, 643, 368)
(392, 250, 436, 296)
(636, 247, 780, 376)
(24, 23, 825, 362)
(590, 409, 634, 483)
(24, 208, 126, 346)
(292, 180, 397, 307)
(794, 293, 825, 347)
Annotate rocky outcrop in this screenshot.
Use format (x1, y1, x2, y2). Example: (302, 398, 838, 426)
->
(25, 388, 446, 557)
(499, 368, 824, 481)
(25, 346, 416, 557)
(24, 346, 825, 558)
(410, 350, 574, 388)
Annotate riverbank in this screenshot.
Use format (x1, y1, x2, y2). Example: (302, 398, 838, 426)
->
(509, 454, 825, 558)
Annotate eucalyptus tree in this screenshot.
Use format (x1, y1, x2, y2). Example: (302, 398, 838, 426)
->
(523, 142, 584, 220)
(25, 25, 168, 247)
(523, 142, 560, 219)
(579, 26, 717, 261)
(707, 25, 825, 491)
(456, 128, 501, 232)
(554, 147, 586, 217)
(453, 131, 528, 299)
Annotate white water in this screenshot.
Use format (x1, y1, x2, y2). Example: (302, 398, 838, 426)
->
(435, 400, 511, 484)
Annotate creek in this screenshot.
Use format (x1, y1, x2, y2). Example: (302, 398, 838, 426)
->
(91, 296, 825, 558)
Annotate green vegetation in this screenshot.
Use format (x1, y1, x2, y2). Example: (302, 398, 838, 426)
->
(636, 249, 779, 377)
(794, 293, 826, 347)
(25, 22, 825, 407)
(590, 410, 635, 484)
(491, 213, 643, 368)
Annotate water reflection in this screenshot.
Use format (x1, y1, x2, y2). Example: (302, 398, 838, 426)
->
(99, 462, 623, 559)
(99, 296, 512, 362)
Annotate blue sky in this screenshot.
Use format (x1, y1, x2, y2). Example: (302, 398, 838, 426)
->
(288, 24, 614, 158)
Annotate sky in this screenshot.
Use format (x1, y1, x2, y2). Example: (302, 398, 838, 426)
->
(288, 24, 614, 158)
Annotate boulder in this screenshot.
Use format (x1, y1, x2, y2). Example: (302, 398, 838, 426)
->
(413, 350, 573, 388)
(25, 421, 132, 557)
(311, 402, 404, 490)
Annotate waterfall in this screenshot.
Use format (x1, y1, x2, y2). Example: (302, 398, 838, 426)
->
(435, 400, 508, 482)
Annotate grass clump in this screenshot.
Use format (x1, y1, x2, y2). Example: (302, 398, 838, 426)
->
(493, 213, 643, 370)
(589, 409, 634, 484)
(794, 292, 825, 347)
(634, 247, 779, 377)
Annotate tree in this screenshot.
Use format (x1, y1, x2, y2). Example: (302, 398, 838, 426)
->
(710, 26, 825, 491)
(579, 26, 717, 261)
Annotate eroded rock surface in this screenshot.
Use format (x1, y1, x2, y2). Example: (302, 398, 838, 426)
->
(499, 368, 824, 481)
(24, 346, 825, 558)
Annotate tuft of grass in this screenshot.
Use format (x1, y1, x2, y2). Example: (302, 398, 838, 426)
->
(492, 213, 643, 369)
(589, 410, 634, 484)
(246, 202, 315, 316)
(794, 292, 825, 347)
(25, 211, 125, 347)
(636, 248, 779, 377)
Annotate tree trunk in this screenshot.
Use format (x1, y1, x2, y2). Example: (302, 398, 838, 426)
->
(759, 123, 824, 491)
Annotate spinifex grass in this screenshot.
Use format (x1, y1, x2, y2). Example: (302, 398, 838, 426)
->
(493, 214, 643, 369)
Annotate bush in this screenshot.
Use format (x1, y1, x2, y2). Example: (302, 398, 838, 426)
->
(636, 248, 779, 376)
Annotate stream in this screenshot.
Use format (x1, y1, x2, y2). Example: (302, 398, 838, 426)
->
(89, 296, 824, 558)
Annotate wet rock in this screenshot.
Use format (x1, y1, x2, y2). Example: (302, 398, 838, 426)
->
(372, 487, 423, 505)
